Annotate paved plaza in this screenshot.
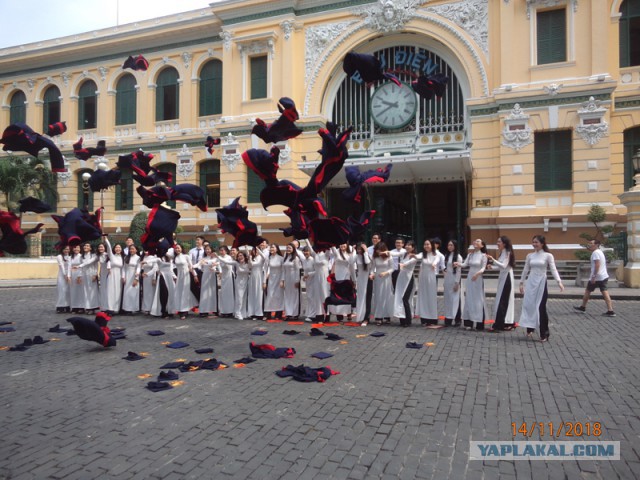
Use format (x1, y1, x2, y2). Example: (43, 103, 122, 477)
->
(0, 286, 638, 480)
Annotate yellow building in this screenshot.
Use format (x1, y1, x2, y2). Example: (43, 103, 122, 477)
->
(1, 0, 639, 260)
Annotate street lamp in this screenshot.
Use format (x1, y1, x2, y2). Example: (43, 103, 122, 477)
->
(82, 172, 91, 209)
(632, 148, 640, 191)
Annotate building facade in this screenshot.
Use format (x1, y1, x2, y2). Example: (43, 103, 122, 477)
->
(1, 0, 639, 259)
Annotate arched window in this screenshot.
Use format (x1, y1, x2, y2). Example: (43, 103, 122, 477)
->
(624, 126, 640, 191)
(115, 74, 137, 126)
(620, 0, 640, 67)
(42, 86, 61, 133)
(199, 60, 223, 116)
(78, 80, 97, 130)
(77, 169, 94, 210)
(156, 164, 176, 208)
(199, 160, 220, 208)
(9, 90, 26, 124)
(115, 169, 133, 211)
(156, 68, 179, 121)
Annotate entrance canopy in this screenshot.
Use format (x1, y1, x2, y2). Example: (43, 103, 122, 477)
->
(298, 150, 473, 186)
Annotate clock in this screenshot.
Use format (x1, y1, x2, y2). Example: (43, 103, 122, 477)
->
(370, 82, 417, 130)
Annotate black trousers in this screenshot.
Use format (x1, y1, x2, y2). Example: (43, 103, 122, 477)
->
(399, 277, 414, 326)
(364, 278, 373, 322)
(158, 276, 169, 317)
(190, 270, 202, 303)
(493, 275, 512, 330)
(527, 283, 549, 338)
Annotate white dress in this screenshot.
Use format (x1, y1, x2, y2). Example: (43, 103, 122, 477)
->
(79, 253, 99, 310)
(96, 253, 110, 311)
(416, 253, 440, 320)
(55, 254, 71, 309)
(121, 255, 141, 312)
(492, 250, 515, 325)
(173, 254, 197, 313)
(198, 257, 219, 314)
(393, 254, 418, 318)
(301, 256, 320, 319)
(329, 248, 355, 316)
(233, 262, 250, 319)
(247, 250, 267, 318)
(311, 250, 330, 315)
(282, 256, 301, 317)
(264, 254, 284, 312)
(104, 238, 123, 313)
(217, 254, 236, 315)
(443, 253, 463, 320)
(69, 254, 84, 309)
(140, 255, 158, 313)
(354, 252, 371, 322)
(371, 255, 394, 319)
(460, 251, 487, 324)
(519, 251, 562, 329)
(151, 256, 176, 317)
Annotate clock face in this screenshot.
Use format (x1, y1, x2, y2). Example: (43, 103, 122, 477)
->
(370, 82, 417, 130)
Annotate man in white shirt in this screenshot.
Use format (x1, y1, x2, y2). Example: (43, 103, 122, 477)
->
(574, 239, 616, 317)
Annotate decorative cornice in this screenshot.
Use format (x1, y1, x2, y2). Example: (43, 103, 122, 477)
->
(97, 66, 109, 81)
(575, 96, 608, 146)
(543, 83, 563, 96)
(176, 144, 194, 178)
(501, 104, 533, 151)
(221, 133, 241, 171)
(181, 52, 193, 69)
(526, 0, 578, 19)
(221, 31, 233, 51)
(425, 0, 488, 54)
(305, 21, 358, 85)
(280, 20, 295, 41)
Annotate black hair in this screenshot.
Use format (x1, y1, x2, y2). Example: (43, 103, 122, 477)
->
(532, 234, 550, 253)
(498, 235, 516, 268)
(446, 239, 460, 274)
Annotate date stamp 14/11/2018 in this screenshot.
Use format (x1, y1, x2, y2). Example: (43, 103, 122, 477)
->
(512, 421, 602, 438)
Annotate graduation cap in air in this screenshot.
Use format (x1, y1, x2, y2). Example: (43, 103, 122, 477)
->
(241, 146, 281, 187)
(67, 312, 116, 347)
(116, 149, 154, 174)
(260, 179, 301, 211)
(122, 54, 149, 71)
(309, 217, 351, 251)
(280, 208, 311, 240)
(155, 237, 174, 258)
(0, 123, 66, 172)
(46, 121, 67, 137)
(276, 364, 339, 382)
(343, 52, 401, 86)
(251, 97, 303, 144)
(136, 185, 172, 209)
(342, 164, 393, 203)
(132, 168, 172, 187)
(411, 73, 449, 100)
(249, 342, 296, 359)
(205, 136, 221, 155)
(170, 184, 208, 212)
(140, 205, 180, 255)
(0, 210, 44, 256)
(216, 197, 259, 248)
(346, 210, 376, 244)
(73, 137, 106, 160)
(88, 168, 122, 192)
(324, 273, 357, 308)
(51, 207, 102, 248)
(18, 196, 52, 214)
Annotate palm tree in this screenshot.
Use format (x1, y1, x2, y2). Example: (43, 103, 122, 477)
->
(0, 155, 58, 211)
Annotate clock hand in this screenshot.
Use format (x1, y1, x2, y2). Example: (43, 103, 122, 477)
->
(380, 100, 398, 108)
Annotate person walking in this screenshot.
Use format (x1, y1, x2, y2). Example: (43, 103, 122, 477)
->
(519, 235, 564, 342)
(487, 236, 516, 331)
(574, 239, 616, 317)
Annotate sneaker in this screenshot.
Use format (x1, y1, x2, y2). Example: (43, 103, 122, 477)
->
(573, 306, 586, 313)
(304, 317, 313, 323)
(602, 311, 617, 317)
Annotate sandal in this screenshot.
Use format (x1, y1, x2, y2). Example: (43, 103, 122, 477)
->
(375, 320, 382, 326)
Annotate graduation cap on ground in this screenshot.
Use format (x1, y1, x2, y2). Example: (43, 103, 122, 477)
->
(140, 205, 180, 255)
(282, 330, 300, 335)
(166, 341, 190, 349)
(73, 137, 106, 160)
(48, 324, 72, 333)
(205, 136, 221, 155)
(158, 371, 179, 381)
(147, 330, 165, 336)
(251, 330, 268, 336)
(250, 342, 296, 359)
(159, 361, 185, 369)
(233, 356, 257, 364)
(145, 381, 173, 392)
(343, 52, 401, 86)
(411, 73, 449, 100)
(0, 123, 66, 172)
(123, 54, 149, 71)
(309, 328, 324, 336)
(88, 168, 122, 192)
(46, 121, 67, 137)
(310, 351, 333, 359)
(241, 146, 281, 187)
(195, 348, 214, 354)
(67, 313, 116, 347)
(0, 326, 16, 332)
(276, 364, 339, 382)
(0, 210, 44, 256)
(406, 342, 423, 349)
(51, 207, 102, 248)
(370, 331, 386, 337)
(252, 97, 303, 144)
(123, 351, 145, 361)
(170, 184, 208, 212)
(18, 196, 52, 214)
(325, 333, 343, 341)
(342, 164, 393, 203)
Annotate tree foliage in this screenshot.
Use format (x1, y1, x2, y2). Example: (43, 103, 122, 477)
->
(0, 155, 58, 211)
(128, 211, 148, 248)
(575, 204, 620, 261)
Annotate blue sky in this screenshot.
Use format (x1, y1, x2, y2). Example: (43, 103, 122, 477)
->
(0, 0, 212, 48)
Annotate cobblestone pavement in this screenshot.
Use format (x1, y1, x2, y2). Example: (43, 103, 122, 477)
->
(0, 287, 638, 480)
